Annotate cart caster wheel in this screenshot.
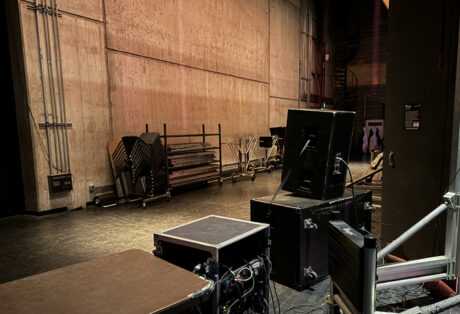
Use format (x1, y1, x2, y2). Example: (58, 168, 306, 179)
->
(94, 197, 101, 207)
(166, 195, 171, 201)
(232, 176, 237, 183)
(142, 202, 146, 209)
(218, 178, 223, 186)
(251, 175, 256, 181)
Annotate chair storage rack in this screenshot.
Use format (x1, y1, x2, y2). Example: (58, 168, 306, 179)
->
(227, 137, 257, 182)
(158, 123, 223, 194)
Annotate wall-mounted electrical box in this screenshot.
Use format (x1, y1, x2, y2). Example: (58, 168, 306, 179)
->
(48, 174, 72, 193)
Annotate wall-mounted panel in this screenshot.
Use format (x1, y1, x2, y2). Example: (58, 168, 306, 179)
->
(105, 0, 269, 82)
(270, 0, 300, 100)
(108, 51, 269, 163)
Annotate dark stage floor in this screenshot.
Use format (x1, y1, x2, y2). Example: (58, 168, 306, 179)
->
(0, 163, 452, 313)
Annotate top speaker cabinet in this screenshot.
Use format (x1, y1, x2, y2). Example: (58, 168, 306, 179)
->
(282, 109, 355, 200)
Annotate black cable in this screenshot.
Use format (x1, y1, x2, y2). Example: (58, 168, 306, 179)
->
(270, 139, 311, 203)
(445, 166, 460, 193)
(259, 254, 277, 314)
(283, 302, 325, 314)
(234, 282, 243, 314)
(272, 281, 281, 314)
(221, 265, 242, 313)
(337, 157, 359, 228)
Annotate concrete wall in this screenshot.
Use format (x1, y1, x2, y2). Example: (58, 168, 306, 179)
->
(14, 0, 314, 211)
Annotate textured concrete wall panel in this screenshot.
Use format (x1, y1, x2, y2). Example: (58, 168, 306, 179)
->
(269, 97, 301, 128)
(106, 0, 269, 82)
(269, 0, 300, 100)
(108, 51, 269, 163)
(52, 0, 103, 22)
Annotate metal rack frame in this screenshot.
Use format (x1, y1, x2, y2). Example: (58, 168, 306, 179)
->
(161, 123, 223, 192)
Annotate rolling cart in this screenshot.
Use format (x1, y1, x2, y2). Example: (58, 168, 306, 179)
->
(227, 136, 257, 182)
(252, 135, 279, 173)
(155, 123, 223, 196)
(270, 126, 286, 168)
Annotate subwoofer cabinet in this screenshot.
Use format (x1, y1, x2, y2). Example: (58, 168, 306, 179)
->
(250, 189, 371, 291)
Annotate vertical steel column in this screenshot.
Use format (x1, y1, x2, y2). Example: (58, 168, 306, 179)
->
(218, 124, 222, 178)
(444, 193, 459, 279)
(363, 235, 377, 314)
(163, 123, 169, 190)
(202, 124, 205, 144)
(34, 0, 53, 174)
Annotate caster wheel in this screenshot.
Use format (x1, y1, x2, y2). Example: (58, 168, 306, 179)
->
(142, 202, 146, 209)
(166, 195, 171, 201)
(250, 175, 256, 181)
(94, 197, 101, 207)
(218, 178, 223, 186)
(232, 176, 237, 183)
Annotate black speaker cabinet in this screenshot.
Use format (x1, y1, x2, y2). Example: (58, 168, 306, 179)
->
(250, 189, 371, 291)
(282, 109, 355, 200)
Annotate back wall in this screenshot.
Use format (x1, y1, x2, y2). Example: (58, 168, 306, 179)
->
(11, 0, 323, 212)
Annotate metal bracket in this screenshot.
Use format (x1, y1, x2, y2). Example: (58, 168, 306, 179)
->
(39, 122, 72, 128)
(27, 4, 62, 17)
(444, 192, 460, 209)
(304, 266, 317, 279)
(188, 279, 215, 299)
(304, 218, 318, 230)
(364, 202, 376, 213)
(446, 259, 456, 280)
(443, 192, 460, 277)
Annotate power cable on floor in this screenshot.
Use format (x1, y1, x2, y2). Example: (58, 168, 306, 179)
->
(336, 157, 359, 227)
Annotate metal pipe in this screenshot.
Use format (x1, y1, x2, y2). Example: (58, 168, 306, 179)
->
(52, 0, 70, 172)
(218, 124, 222, 178)
(377, 203, 448, 261)
(363, 235, 376, 314)
(420, 294, 460, 313)
(34, 0, 53, 174)
(376, 273, 447, 291)
(332, 294, 353, 314)
(41, 0, 62, 172)
(50, 0, 67, 172)
(306, 0, 312, 107)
